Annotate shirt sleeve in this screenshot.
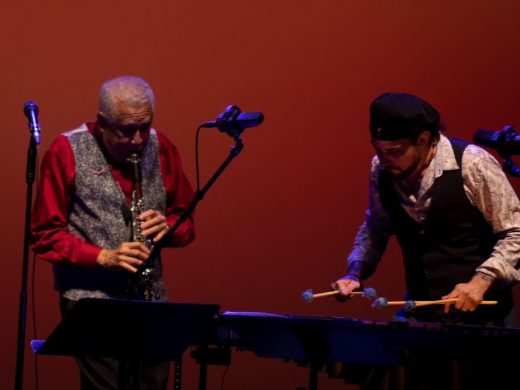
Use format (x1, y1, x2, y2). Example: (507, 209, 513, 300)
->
(462, 145, 520, 284)
(347, 156, 394, 279)
(157, 131, 196, 247)
(31, 135, 101, 266)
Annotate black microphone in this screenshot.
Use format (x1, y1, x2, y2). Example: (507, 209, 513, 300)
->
(473, 126, 520, 156)
(201, 105, 264, 136)
(24, 101, 41, 145)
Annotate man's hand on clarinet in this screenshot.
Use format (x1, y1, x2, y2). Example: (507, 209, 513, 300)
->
(140, 209, 170, 243)
(97, 242, 150, 273)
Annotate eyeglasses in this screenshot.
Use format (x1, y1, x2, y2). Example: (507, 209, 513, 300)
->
(100, 115, 152, 140)
(113, 123, 152, 138)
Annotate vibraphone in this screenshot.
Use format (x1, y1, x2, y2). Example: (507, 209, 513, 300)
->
(195, 311, 520, 390)
(33, 299, 520, 390)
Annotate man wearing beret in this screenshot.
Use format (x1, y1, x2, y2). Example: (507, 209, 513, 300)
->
(333, 92, 520, 388)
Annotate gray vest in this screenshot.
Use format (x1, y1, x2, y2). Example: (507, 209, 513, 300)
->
(55, 124, 167, 301)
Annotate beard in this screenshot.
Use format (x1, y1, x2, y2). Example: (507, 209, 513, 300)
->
(383, 153, 421, 180)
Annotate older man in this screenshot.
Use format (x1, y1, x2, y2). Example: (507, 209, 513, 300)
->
(31, 76, 195, 389)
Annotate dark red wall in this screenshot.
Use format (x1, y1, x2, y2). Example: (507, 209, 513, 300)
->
(2, 1, 520, 389)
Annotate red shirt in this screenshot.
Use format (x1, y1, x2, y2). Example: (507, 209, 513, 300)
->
(31, 122, 195, 267)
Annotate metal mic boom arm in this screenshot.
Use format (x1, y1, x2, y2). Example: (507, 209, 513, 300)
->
(136, 134, 244, 274)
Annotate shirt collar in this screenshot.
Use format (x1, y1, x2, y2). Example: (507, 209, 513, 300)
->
(431, 133, 459, 179)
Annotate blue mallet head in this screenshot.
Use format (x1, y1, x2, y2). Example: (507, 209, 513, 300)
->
(404, 300, 416, 311)
(363, 287, 377, 299)
(371, 297, 388, 309)
(301, 289, 314, 303)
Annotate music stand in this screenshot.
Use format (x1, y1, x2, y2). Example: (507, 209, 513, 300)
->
(33, 298, 220, 389)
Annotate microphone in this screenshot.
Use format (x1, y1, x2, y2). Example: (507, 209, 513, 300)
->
(24, 101, 41, 145)
(473, 126, 520, 156)
(201, 105, 264, 136)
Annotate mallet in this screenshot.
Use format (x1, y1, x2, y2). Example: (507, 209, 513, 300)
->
(301, 287, 377, 303)
(371, 297, 498, 310)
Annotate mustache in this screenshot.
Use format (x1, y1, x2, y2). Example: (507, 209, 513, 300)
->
(381, 165, 401, 171)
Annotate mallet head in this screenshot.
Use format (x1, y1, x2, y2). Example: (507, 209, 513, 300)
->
(301, 289, 314, 303)
(371, 297, 388, 309)
(363, 287, 377, 299)
(404, 300, 416, 311)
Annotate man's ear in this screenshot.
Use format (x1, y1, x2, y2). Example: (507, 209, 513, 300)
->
(417, 130, 431, 146)
(97, 113, 107, 132)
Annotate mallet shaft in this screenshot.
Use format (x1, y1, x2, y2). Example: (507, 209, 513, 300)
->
(312, 290, 369, 299)
(312, 290, 339, 299)
(386, 299, 498, 307)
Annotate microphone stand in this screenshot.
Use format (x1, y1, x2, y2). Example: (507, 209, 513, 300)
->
(135, 132, 244, 390)
(15, 129, 39, 390)
(158, 133, 243, 251)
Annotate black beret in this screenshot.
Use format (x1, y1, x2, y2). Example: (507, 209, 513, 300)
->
(369, 92, 440, 140)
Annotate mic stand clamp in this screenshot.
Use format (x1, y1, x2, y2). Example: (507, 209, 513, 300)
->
(494, 126, 520, 177)
(503, 159, 520, 177)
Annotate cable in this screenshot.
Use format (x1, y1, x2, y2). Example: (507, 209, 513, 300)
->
(220, 365, 230, 390)
(195, 125, 204, 192)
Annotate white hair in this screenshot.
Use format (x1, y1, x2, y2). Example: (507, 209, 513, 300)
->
(98, 76, 156, 124)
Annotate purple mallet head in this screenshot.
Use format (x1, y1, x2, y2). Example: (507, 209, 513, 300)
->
(301, 289, 314, 303)
(371, 297, 388, 309)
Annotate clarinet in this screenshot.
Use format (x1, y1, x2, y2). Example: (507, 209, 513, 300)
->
(127, 153, 154, 300)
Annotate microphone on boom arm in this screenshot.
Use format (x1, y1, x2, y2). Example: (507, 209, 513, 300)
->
(473, 125, 520, 177)
(473, 126, 520, 156)
(201, 105, 264, 138)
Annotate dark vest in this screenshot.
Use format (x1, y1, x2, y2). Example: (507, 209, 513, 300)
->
(54, 125, 168, 301)
(379, 138, 513, 325)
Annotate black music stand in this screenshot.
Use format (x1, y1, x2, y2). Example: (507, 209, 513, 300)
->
(34, 298, 220, 389)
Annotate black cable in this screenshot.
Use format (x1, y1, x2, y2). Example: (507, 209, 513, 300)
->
(195, 125, 204, 192)
(220, 365, 230, 390)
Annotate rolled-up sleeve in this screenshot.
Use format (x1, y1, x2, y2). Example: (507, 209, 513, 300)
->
(463, 145, 520, 284)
